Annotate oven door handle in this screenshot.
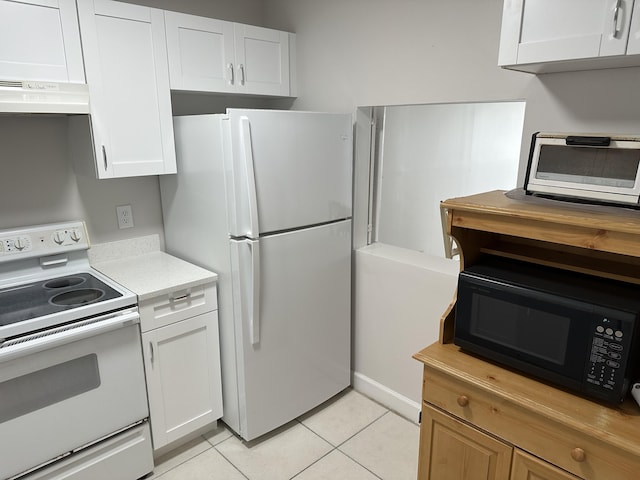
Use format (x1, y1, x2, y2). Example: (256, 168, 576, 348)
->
(0, 309, 140, 363)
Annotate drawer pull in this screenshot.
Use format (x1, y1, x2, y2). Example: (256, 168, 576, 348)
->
(457, 395, 469, 407)
(170, 293, 191, 302)
(571, 448, 586, 462)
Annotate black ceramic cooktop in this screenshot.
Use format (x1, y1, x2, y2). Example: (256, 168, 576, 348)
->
(0, 273, 122, 327)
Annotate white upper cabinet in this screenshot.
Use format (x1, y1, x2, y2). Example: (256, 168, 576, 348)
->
(165, 12, 235, 93)
(627, 2, 640, 53)
(0, 0, 84, 83)
(165, 11, 294, 96)
(75, 0, 176, 178)
(499, 0, 639, 73)
(234, 23, 291, 96)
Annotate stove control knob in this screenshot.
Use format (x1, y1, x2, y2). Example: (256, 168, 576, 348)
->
(14, 237, 26, 251)
(70, 229, 82, 242)
(52, 231, 65, 245)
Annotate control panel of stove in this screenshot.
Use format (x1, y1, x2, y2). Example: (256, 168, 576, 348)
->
(0, 221, 89, 262)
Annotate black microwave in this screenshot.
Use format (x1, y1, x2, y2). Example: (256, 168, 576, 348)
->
(454, 256, 640, 405)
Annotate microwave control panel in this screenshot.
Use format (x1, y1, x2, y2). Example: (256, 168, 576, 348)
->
(585, 318, 631, 397)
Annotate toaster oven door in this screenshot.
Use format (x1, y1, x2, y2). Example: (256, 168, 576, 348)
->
(526, 135, 640, 204)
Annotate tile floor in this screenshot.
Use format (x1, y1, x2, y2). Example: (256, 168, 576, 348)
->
(149, 389, 420, 480)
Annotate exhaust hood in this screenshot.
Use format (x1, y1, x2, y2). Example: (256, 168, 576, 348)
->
(0, 80, 90, 114)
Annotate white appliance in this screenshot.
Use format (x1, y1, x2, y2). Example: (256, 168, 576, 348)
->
(160, 109, 353, 441)
(525, 132, 640, 206)
(0, 222, 153, 480)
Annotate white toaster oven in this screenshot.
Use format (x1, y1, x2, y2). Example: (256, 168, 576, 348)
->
(525, 132, 640, 206)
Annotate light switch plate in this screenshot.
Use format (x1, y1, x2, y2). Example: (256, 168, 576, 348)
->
(116, 205, 134, 229)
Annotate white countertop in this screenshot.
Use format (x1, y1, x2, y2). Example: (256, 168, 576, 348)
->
(92, 250, 217, 302)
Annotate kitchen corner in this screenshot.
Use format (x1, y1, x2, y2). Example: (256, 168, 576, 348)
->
(89, 234, 224, 457)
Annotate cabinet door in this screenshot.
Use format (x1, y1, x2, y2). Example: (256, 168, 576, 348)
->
(234, 23, 290, 96)
(627, 1, 640, 54)
(499, 0, 634, 65)
(0, 0, 84, 82)
(143, 311, 223, 450)
(511, 450, 582, 480)
(165, 11, 235, 93)
(76, 0, 176, 178)
(419, 404, 512, 480)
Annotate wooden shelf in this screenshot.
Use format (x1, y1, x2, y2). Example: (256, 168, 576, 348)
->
(439, 190, 640, 342)
(418, 190, 640, 479)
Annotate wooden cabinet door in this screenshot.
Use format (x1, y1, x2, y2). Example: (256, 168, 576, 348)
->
(511, 450, 582, 480)
(165, 11, 235, 93)
(499, 0, 633, 66)
(76, 0, 175, 178)
(419, 404, 512, 480)
(0, 0, 84, 82)
(142, 311, 223, 450)
(234, 23, 290, 96)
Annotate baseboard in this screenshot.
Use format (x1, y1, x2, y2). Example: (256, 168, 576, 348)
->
(352, 372, 421, 424)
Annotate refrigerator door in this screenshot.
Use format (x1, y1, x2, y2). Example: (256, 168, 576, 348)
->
(225, 109, 353, 238)
(229, 220, 352, 441)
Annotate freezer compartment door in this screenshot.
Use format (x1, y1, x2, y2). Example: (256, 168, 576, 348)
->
(229, 220, 352, 441)
(226, 109, 353, 237)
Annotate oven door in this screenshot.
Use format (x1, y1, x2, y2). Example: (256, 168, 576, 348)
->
(0, 308, 149, 480)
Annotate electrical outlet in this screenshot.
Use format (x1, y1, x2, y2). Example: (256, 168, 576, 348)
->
(116, 205, 134, 229)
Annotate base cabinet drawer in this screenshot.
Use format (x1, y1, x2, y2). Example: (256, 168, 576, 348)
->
(419, 403, 512, 480)
(139, 283, 217, 332)
(512, 450, 581, 480)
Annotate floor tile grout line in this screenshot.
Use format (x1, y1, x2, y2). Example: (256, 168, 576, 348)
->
(212, 443, 251, 480)
(287, 446, 337, 480)
(297, 408, 390, 450)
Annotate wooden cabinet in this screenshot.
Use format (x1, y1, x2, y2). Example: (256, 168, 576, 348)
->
(419, 404, 512, 480)
(0, 0, 84, 83)
(140, 282, 223, 451)
(499, 0, 640, 73)
(415, 190, 640, 480)
(73, 0, 176, 178)
(165, 10, 294, 97)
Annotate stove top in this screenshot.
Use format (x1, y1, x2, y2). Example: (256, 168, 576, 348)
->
(0, 221, 137, 340)
(0, 272, 123, 327)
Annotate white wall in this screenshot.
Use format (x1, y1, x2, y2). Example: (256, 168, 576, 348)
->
(263, 0, 640, 418)
(0, 0, 266, 243)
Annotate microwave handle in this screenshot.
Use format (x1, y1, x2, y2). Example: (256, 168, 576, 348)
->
(565, 136, 611, 147)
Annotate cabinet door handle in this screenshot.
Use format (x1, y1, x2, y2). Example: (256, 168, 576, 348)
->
(101, 145, 108, 171)
(613, 0, 622, 39)
(228, 63, 235, 85)
(149, 341, 155, 364)
(571, 448, 586, 462)
(239, 64, 245, 86)
(457, 395, 469, 407)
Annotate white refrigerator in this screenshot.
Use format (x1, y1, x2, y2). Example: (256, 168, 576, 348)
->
(160, 109, 353, 441)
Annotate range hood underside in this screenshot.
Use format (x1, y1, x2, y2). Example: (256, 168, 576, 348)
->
(0, 80, 90, 114)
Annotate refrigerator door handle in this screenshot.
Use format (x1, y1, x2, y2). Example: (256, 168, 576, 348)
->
(239, 116, 260, 238)
(248, 240, 261, 345)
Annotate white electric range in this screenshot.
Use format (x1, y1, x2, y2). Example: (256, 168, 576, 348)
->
(0, 221, 153, 480)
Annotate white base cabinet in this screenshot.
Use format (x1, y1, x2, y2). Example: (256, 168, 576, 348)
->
(165, 10, 294, 96)
(139, 282, 223, 451)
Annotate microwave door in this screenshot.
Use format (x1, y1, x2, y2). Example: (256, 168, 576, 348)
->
(454, 275, 592, 390)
